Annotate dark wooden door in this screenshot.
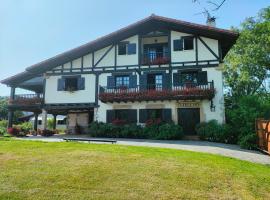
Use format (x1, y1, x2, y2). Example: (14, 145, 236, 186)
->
(178, 108, 200, 135)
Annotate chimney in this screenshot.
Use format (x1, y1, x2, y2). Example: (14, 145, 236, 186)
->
(206, 16, 216, 27)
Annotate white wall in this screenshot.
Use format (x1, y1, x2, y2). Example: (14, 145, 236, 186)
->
(117, 35, 139, 66)
(45, 74, 96, 104)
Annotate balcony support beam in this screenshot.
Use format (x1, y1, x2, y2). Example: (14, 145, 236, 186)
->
(41, 109, 47, 130)
(34, 113, 38, 131)
(53, 114, 57, 130)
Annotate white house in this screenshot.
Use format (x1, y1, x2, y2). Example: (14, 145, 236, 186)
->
(1, 15, 238, 135)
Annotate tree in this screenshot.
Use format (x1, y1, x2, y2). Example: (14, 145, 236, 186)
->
(0, 97, 23, 123)
(223, 7, 270, 97)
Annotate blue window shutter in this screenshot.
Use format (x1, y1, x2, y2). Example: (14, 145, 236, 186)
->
(173, 39, 183, 51)
(129, 75, 137, 88)
(162, 73, 171, 89)
(173, 73, 181, 86)
(57, 78, 65, 91)
(198, 71, 208, 85)
(107, 76, 115, 89)
(128, 109, 137, 123)
(139, 74, 147, 90)
(139, 109, 147, 123)
(78, 77, 85, 90)
(106, 110, 115, 123)
(162, 109, 172, 122)
(127, 43, 136, 55)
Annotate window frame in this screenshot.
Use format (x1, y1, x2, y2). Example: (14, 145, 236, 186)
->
(183, 36, 194, 51)
(115, 75, 130, 88)
(64, 76, 79, 91)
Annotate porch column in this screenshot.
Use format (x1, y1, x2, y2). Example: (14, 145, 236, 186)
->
(7, 87, 16, 128)
(53, 114, 57, 130)
(34, 113, 39, 131)
(41, 109, 47, 130)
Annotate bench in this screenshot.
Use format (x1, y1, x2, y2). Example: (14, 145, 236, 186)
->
(63, 138, 117, 144)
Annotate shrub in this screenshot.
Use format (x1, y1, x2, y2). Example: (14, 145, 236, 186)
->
(7, 127, 27, 137)
(19, 122, 33, 133)
(196, 120, 237, 144)
(0, 120, 7, 128)
(0, 127, 6, 135)
(239, 134, 258, 150)
(88, 121, 183, 140)
(156, 124, 183, 140)
(40, 129, 55, 137)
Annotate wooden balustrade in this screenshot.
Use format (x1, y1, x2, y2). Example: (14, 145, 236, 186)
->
(99, 82, 215, 103)
(9, 94, 43, 105)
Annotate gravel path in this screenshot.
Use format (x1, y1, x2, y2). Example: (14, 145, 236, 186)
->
(18, 135, 270, 165)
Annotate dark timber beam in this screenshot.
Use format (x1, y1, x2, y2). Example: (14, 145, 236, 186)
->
(94, 45, 114, 67)
(53, 114, 57, 130)
(195, 36, 198, 66)
(198, 36, 219, 60)
(95, 73, 100, 106)
(34, 113, 38, 131)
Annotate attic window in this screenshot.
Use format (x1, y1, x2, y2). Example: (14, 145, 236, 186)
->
(65, 77, 78, 91)
(183, 36, 194, 50)
(118, 42, 136, 55)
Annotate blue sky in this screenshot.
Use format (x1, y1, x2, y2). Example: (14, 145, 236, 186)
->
(0, 0, 269, 96)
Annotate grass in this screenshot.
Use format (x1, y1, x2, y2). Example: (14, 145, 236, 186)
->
(0, 138, 269, 200)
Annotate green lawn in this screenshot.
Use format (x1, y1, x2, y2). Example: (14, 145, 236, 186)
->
(0, 138, 270, 200)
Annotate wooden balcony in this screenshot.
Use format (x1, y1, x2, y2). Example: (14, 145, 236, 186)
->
(9, 94, 43, 106)
(99, 82, 215, 103)
(141, 51, 170, 65)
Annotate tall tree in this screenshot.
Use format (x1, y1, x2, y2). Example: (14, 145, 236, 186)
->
(224, 7, 270, 97)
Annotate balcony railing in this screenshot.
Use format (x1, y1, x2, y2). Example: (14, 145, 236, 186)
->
(9, 94, 43, 105)
(99, 82, 215, 103)
(141, 51, 170, 65)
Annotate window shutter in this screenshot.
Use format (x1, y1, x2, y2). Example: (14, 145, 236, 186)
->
(162, 73, 171, 89)
(77, 77, 85, 90)
(127, 43, 136, 55)
(162, 109, 172, 123)
(139, 109, 147, 123)
(118, 42, 127, 55)
(128, 109, 137, 123)
(57, 78, 65, 91)
(198, 71, 208, 85)
(173, 73, 181, 86)
(139, 74, 147, 90)
(106, 110, 115, 123)
(129, 75, 137, 88)
(107, 76, 115, 89)
(173, 39, 183, 51)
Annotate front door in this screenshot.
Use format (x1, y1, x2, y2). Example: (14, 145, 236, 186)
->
(178, 108, 200, 135)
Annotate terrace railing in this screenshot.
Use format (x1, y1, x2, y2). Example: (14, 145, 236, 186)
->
(99, 82, 215, 103)
(9, 94, 44, 105)
(141, 51, 170, 65)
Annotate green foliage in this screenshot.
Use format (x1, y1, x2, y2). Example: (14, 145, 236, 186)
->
(0, 127, 6, 135)
(88, 122, 183, 140)
(19, 122, 33, 133)
(196, 120, 237, 144)
(47, 119, 54, 130)
(224, 7, 270, 96)
(156, 124, 183, 140)
(239, 134, 258, 150)
(0, 120, 7, 128)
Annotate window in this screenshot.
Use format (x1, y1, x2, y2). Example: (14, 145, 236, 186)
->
(115, 110, 129, 120)
(147, 109, 163, 120)
(38, 120, 42, 125)
(118, 42, 127, 55)
(173, 37, 194, 51)
(57, 118, 66, 125)
(118, 42, 136, 55)
(173, 39, 183, 51)
(183, 37, 194, 50)
(147, 74, 162, 90)
(180, 71, 198, 84)
(115, 76, 130, 87)
(127, 43, 136, 55)
(65, 77, 78, 91)
(57, 76, 85, 91)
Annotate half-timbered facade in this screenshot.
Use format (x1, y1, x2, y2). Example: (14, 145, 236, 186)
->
(1, 15, 238, 135)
